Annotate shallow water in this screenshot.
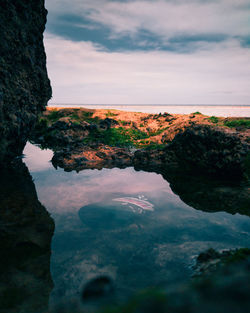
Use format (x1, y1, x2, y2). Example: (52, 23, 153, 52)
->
(23, 142, 250, 305)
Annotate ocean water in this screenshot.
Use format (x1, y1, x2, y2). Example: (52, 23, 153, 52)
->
(23, 142, 250, 306)
(48, 104, 250, 117)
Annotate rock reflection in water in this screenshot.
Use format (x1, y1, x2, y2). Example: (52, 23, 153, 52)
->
(140, 165, 250, 218)
(168, 173, 250, 217)
(0, 161, 54, 313)
(22, 143, 250, 308)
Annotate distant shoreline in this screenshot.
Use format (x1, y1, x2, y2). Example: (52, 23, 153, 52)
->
(47, 104, 250, 117)
(49, 104, 250, 107)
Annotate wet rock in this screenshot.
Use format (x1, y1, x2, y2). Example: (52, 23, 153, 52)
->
(82, 276, 114, 300)
(52, 145, 133, 171)
(193, 248, 250, 277)
(133, 150, 151, 165)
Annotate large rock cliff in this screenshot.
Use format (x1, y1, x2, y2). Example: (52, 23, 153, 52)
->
(0, 0, 51, 164)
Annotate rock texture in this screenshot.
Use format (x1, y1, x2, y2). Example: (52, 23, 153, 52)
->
(0, 0, 51, 163)
(31, 108, 249, 180)
(167, 125, 249, 178)
(0, 160, 54, 313)
(52, 144, 133, 171)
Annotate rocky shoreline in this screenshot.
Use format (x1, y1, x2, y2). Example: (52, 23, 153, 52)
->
(1, 1, 249, 312)
(30, 107, 250, 220)
(6, 107, 250, 312)
(30, 107, 250, 180)
(29, 107, 250, 313)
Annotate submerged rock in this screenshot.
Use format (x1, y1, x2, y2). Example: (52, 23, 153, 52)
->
(82, 276, 114, 300)
(49, 248, 250, 313)
(193, 248, 250, 276)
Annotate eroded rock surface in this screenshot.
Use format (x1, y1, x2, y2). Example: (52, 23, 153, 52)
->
(30, 108, 250, 217)
(167, 125, 249, 178)
(52, 144, 133, 171)
(31, 108, 249, 180)
(0, 0, 51, 163)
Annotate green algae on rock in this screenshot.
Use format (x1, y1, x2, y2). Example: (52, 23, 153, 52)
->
(31, 108, 249, 181)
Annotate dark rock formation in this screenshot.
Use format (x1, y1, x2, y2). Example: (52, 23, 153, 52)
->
(0, 0, 51, 163)
(134, 125, 250, 181)
(99, 118, 119, 130)
(0, 160, 54, 313)
(167, 125, 249, 179)
(38, 120, 96, 147)
(52, 144, 133, 171)
(193, 248, 250, 276)
(32, 112, 250, 180)
(82, 276, 114, 300)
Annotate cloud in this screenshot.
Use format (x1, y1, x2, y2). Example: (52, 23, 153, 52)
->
(45, 0, 250, 51)
(32, 165, 173, 213)
(44, 34, 250, 104)
(44, 1, 250, 104)
(23, 142, 53, 172)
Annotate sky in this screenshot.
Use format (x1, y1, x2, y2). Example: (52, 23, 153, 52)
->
(44, 0, 250, 105)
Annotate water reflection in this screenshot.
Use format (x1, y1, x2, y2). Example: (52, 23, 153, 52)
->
(136, 164, 250, 218)
(0, 160, 54, 313)
(25, 143, 250, 218)
(22, 143, 250, 306)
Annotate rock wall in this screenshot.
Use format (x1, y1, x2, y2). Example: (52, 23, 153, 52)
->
(0, 0, 51, 163)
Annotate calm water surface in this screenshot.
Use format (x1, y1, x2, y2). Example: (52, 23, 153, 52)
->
(24, 143, 250, 304)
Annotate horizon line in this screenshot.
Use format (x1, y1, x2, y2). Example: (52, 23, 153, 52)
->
(48, 103, 250, 106)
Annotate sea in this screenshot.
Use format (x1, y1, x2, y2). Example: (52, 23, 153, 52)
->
(48, 104, 250, 117)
